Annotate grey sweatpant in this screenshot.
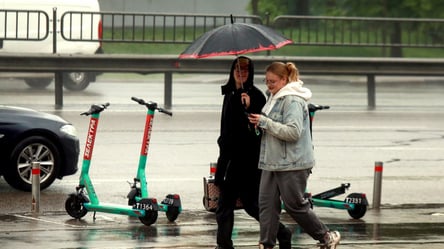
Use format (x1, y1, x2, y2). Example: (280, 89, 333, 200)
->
(259, 169, 329, 247)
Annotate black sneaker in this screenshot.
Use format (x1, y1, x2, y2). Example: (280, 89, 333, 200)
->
(277, 225, 292, 249)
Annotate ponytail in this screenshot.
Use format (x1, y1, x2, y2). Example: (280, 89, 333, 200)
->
(286, 62, 299, 82)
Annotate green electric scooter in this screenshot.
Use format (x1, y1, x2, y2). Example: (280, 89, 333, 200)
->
(306, 103, 368, 219)
(65, 97, 182, 226)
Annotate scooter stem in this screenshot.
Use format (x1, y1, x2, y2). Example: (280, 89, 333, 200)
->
(79, 103, 109, 204)
(137, 108, 155, 198)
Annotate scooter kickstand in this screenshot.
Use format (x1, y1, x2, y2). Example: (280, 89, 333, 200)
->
(93, 211, 97, 221)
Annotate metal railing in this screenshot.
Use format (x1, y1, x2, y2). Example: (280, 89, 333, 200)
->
(273, 15, 444, 48)
(0, 10, 49, 41)
(2, 10, 443, 49)
(61, 12, 262, 44)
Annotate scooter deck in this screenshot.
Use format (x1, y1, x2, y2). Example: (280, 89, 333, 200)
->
(312, 198, 355, 210)
(84, 202, 147, 217)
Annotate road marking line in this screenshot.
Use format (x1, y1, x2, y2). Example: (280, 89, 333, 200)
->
(13, 214, 85, 228)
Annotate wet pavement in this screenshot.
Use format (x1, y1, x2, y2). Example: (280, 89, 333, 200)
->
(1, 74, 444, 248)
(1, 205, 444, 248)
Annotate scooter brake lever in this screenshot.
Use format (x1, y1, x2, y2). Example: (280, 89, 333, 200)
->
(158, 108, 173, 116)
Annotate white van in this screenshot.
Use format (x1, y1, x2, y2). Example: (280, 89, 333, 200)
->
(0, 0, 102, 91)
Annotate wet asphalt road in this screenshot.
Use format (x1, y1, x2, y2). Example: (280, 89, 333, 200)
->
(1, 74, 444, 248)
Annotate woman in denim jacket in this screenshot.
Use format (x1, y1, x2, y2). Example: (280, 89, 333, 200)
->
(248, 62, 340, 249)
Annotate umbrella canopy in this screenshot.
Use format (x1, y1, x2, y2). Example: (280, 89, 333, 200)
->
(179, 16, 292, 59)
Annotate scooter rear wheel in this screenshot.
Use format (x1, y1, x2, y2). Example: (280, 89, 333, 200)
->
(139, 210, 158, 226)
(65, 195, 88, 219)
(347, 203, 367, 219)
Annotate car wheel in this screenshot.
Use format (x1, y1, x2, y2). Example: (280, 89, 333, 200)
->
(4, 136, 61, 191)
(63, 72, 91, 91)
(24, 78, 53, 89)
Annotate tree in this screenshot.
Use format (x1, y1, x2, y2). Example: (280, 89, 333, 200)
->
(248, 0, 310, 21)
(249, 0, 444, 57)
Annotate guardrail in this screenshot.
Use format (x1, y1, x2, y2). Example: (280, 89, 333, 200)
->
(1, 53, 444, 109)
(2, 10, 444, 110)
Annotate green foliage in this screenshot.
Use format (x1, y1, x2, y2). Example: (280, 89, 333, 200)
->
(306, 0, 444, 18)
(244, 0, 444, 58)
(252, 0, 288, 20)
(250, 0, 444, 18)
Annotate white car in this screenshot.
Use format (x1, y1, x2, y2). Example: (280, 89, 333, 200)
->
(0, 0, 103, 91)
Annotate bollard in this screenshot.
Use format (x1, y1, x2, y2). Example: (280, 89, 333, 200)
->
(372, 161, 383, 210)
(210, 162, 217, 178)
(31, 162, 40, 214)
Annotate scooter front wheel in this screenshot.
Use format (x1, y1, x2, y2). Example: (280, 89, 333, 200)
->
(65, 195, 88, 219)
(166, 206, 180, 222)
(139, 210, 158, 226)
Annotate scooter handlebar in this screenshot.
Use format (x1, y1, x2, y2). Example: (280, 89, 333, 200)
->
(308, 103, 330, 113)
(81, 102, 110, 116)
(131, 96, 145, 105)
(131, 96, 173, 116)
(157, 108, 173, 116)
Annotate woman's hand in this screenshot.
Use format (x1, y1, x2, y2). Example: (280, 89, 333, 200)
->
(248, 113, 261, 126)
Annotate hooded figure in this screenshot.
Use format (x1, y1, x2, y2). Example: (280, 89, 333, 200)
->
(214, 57, 292, 249)
(216, 56, 265, 185)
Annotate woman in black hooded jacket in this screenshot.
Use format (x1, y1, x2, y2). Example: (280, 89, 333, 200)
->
(215, 56, 291, 249)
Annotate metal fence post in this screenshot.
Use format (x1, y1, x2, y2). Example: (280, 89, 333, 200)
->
(367, 74, 376, 109)
(52, 7, 64, 109)
(31, 162, 41, 214)
(54, 72, 64, 109)
(372, 161, 383, 210)
(164, 72, 172, 110)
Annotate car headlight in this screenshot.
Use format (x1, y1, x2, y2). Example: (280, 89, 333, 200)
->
(60, 124, 78, 137)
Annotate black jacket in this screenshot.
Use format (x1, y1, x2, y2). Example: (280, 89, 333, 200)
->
(215, 56, 266, 186)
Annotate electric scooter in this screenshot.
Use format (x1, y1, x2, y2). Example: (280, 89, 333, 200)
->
(65, 98, 182, 226)
(306, 103, 368, 219)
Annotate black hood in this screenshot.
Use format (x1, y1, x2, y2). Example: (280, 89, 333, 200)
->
(221, 56, 255, 95)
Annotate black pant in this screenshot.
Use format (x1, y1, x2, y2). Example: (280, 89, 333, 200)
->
(216, 178, 259, 249)
(215, 180, 292, 249)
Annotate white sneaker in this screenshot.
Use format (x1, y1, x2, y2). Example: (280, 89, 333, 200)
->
(258, 244, 273, 249)
(319, 231, 341, 249)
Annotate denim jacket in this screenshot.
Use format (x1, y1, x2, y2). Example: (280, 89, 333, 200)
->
(257, 82, 315, 171)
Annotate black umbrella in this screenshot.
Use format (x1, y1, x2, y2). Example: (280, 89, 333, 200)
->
(179, 15, 292, 59)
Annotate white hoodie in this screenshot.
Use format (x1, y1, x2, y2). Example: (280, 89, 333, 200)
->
(263, 80, 312, 115)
